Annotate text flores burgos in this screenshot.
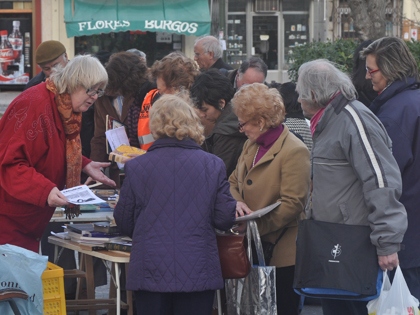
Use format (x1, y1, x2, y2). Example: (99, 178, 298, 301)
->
(77, 20, 199, 34)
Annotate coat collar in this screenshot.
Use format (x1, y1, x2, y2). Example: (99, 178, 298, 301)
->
(148, 137, 202, 152)
(243, 125, 291, 171)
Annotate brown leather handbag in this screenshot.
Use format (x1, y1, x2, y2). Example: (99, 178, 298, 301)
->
(216, 222, 251, 279)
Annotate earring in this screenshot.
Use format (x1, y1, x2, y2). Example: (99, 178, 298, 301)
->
(260, 127, 263, 132)
(219, 107, 224, 111)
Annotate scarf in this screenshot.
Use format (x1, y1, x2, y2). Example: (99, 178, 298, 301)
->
(253, 124, 284, 167)
(46, 79, 82, 219)
(310, 91, 341, 136)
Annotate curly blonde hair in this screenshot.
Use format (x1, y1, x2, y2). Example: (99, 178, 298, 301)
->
(150, 52, 199, 91)
(232, 83, 285, 128)
(149, 94, 204, 144)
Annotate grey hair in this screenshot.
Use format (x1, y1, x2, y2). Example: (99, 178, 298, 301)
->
(50, 54, 108, 94)
(361, 37, 419, 82)
(238, 56, 268, 78)
(194, 36, 222, 59)
(127, 48, 147, 62)
(296, 59, 356, 108)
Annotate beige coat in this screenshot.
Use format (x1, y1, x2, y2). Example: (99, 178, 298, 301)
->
(229, 125, 311, 267)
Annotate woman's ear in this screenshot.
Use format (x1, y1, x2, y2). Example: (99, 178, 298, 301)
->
(218, 99, 226, 111)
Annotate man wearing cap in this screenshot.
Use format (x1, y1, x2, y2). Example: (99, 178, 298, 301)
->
(24, 40, 68, 90)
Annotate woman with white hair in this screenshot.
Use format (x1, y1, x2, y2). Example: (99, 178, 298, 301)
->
(0, 55, 116, 252)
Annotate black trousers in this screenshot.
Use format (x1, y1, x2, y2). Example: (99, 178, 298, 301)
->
(276, 265, 301, 315)
(134, 289, 215, 315)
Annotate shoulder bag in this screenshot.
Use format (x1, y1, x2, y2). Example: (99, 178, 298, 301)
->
(293, 219, 382, 301)
(216, 222, 251, 279)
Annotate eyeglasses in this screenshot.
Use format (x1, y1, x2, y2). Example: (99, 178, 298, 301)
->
(238, 120, 249, 131)
(86, 88, 105, 97)
(194, 51, 208, 58)
(366, 67, 380, 76)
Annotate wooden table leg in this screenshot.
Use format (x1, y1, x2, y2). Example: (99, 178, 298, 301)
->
(83, 253, 96, 315)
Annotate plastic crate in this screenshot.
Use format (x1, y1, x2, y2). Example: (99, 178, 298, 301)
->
(42, 262, 67, 315)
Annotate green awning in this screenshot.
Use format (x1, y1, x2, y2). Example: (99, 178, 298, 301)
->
(64, 0, 211, 38)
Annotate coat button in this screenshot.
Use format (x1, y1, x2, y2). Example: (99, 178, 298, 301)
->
(247, 179, 253, 185)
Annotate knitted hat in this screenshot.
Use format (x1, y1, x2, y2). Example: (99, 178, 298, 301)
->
(35, 40, 66, 65)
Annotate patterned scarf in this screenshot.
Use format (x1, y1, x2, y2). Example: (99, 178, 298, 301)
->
(46, 79, 82, 219)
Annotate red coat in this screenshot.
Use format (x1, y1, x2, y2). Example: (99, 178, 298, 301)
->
(0, 83, 90, 252)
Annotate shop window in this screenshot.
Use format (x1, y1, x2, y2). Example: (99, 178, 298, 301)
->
(253, 16, 278, 70)
(284, 14, 309, 69)
(74, 31, 180, 66)
(228, 0, 247, 12)
(227, 14, 247, 68)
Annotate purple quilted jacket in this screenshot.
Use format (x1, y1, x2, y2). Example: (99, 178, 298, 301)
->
(114, 137, 236, 292)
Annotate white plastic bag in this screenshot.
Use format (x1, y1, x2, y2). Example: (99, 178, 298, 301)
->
(369, 266, 419, 315)
(367, 271, 391, 315)
(0, 244, 47, 315)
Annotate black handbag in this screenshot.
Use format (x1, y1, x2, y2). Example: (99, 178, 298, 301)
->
(251, 228, 287, 265)
(293, 219, 382, 301)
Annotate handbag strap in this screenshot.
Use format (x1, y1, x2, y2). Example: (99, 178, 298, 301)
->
(272, 227, 288, 247)
(247, 220, 266, 266)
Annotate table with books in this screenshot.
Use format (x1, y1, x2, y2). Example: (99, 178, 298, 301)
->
(48, 220, 133, 315)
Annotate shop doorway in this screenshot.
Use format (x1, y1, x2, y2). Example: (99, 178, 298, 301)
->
(252, 15, 278, 70)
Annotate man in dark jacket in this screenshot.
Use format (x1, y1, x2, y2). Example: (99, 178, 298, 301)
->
(363, 37, 420, 300)
(194, 36, 233, 71)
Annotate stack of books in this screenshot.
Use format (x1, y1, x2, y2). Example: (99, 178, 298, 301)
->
(65, 222, 123, 247)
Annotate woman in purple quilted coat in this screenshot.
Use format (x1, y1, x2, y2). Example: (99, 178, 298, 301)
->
(114, 94, 237, 315)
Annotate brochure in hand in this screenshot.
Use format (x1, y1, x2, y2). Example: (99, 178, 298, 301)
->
(235, 201, 281, 222)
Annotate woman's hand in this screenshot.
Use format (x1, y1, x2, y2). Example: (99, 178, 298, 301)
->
(235, 201, 253, 218)
(47, 187, 69, 207)
(83, 161, 117, 188)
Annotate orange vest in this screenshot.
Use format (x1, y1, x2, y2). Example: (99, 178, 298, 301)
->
(137, 89, 159, 150)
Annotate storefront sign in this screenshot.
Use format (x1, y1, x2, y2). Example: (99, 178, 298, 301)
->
(156, 32, 172, 43)
(78, 20, 130, 32)
(145, 21, 198, 34)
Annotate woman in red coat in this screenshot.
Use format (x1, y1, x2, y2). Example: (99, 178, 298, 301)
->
(0, 55, 116, 252)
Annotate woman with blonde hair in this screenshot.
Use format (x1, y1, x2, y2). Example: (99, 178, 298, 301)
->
(229, 83, 310, 315)
(115, 94, 236, 315)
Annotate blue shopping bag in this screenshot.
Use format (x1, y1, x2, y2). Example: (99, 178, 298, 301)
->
(0, 244, 47, 315)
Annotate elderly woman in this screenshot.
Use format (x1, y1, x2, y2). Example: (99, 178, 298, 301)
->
(362, 37, 420, 300)
(0, 55, 115, 252)
(229, 83, 310, 315)
(115, 94, 236, 315)
(137, 52, 199, 150)
(190, 69, 247, 176)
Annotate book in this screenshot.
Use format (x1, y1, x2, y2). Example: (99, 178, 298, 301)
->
(105, 115, 126, 154)
(65, 223, 121, 237)
(109, 144, 146, 164)
(235, 201, 282, 222)
(104, 240, 132, 253)
(93, 221, 119, 234)
(66, 230, 123, 244)
(78, 243, 107, 251)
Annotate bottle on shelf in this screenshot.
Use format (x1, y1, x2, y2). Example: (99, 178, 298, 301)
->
(0, 30, 14, 75)
(9, 21, 23, 64)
